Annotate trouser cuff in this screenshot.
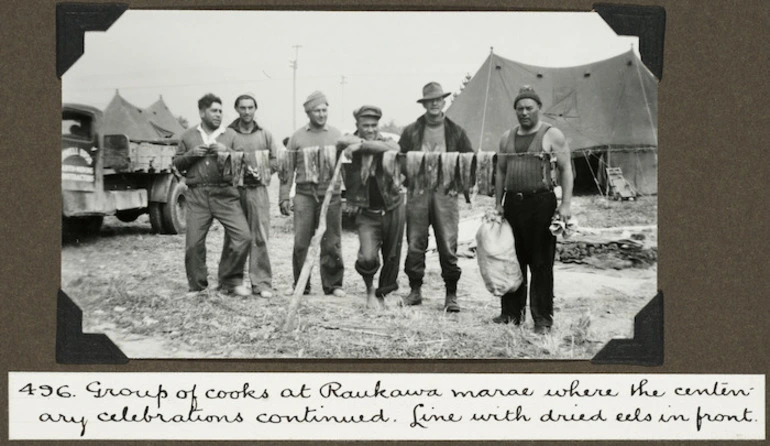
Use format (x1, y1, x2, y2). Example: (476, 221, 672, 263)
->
(375, 283, 399, 298)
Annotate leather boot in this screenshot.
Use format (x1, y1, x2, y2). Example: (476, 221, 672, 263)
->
(444, 284, 460, 313)
(493, 295, 521, 324)
(402, 286, 422, 306)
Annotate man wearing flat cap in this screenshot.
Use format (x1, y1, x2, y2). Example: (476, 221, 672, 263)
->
(337, 105, 405, 309)
(399, 82, 474, 312)
(219, 92, 282, 298)
(493, 86, 574, 334)
(280, 91, 345, 297)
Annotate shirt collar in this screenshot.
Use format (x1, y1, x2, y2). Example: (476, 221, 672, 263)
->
(305, 123, 329, 132)
(196, 123, 226, 144)
(228, 118, 262, 134)
(353, 130, 385, 141)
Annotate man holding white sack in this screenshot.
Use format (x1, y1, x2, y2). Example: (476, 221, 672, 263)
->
(494, 86, 574, 333)
(220, 92, 281, 298)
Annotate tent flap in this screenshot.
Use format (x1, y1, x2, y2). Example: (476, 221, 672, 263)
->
(447, 49, 658, 194)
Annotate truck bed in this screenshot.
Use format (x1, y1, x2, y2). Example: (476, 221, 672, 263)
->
(102, 135, 177, 173)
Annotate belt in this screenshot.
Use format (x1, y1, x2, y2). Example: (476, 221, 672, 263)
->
(507, 189, 553, 200)
(361, 208, 386, 216)
(187, 183, 229, 188)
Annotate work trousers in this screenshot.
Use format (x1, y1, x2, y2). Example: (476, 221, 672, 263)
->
(404, 190, 461, 288)
(292, 192, 344, 294)
(222, 185, 272, 292)
(355, 203, 406, 297)
(501, 191, 557, 327)
(184, 185, 251, 291)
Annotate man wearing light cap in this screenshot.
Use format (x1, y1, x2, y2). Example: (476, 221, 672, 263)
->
(280, 91, 345, 297)
(337, 105, 404, 309)
(399, 82, 474, 312)
(219, 92, 281, 298)
(493, 86, 574, 334)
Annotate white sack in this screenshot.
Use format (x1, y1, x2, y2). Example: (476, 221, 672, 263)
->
(475, 211, 523, 296)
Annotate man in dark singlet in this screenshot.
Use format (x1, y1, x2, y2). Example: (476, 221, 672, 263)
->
(493, 86, 574, 333)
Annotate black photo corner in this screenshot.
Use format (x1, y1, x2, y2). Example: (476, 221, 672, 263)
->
(56, 2, 664, 365)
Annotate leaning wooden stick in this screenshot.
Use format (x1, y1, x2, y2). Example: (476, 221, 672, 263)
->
(283, 156, 345, 332)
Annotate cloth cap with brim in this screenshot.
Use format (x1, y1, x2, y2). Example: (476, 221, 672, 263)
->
(353, 105, 382, 120)
(513, 86, 542, 108)
(234, 92, 258, 109)
(303, 91, 329, 112)
(417, 82, 451, 103)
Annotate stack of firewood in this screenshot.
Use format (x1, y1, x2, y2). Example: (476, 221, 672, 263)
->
(556, 236, 657, 268)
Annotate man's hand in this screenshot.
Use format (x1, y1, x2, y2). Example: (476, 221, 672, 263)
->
(343, 142, 362, 160)
(190, 144, 209, 156)
(246, 166, 261, 182)
(209, 142, 228, 153)
(279, 199, 292, 216)
(558, 202, 572, 220)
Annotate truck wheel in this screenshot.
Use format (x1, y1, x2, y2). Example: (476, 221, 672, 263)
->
(116, 209, 144, 223)
(62, 216, 103, 237)
(160, 178, 187, 234)
(148, 203, 164, 233)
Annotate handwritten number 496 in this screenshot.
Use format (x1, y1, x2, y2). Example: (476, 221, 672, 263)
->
(18, 383, 73, 398)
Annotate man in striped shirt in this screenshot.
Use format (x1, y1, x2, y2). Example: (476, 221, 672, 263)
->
(493, 86, 574, 333)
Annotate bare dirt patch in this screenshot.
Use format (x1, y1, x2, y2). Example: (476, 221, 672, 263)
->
(61, 183, 657, 359)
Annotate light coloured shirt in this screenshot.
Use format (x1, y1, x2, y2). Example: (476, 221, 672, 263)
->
(196, 124, 226, 145)
(422, 122, 446, 152)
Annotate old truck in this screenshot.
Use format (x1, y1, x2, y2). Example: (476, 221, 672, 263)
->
(62, 103, 187, 235)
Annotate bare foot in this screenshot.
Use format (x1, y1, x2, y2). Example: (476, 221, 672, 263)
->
(367, 295, 386, 310)
(365, 288, 376, 309)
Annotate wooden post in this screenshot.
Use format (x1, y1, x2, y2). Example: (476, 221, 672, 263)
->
(283, 157, 344, 332)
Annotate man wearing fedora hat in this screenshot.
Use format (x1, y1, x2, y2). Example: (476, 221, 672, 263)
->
(337, 105, 405, 309)
(398, 82, 474, 312)
(493, 86, 574, 334)
(280, 91, 345, 297)
(219, 92, 282, 298)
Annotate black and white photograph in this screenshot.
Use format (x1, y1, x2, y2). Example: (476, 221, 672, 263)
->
(60, 10, 658, 359)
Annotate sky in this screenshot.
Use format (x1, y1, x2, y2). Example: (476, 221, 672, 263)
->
(62, 10, 639, 139)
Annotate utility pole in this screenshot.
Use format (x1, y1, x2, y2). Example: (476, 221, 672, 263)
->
(340, 75, 347, 117)
(290, 44, 302, 130)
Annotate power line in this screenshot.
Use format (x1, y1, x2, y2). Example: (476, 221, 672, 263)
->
(64, 70, 466, 92)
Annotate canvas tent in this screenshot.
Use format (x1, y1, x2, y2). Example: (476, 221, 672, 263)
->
(101, 91, 184, 142)
(143, 95, 186, 139)
(446, 49, 658, 195)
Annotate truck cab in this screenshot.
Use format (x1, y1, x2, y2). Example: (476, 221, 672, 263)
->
(62, 104, 186, 236)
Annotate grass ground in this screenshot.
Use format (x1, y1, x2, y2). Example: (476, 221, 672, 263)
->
(61, 183, 657, 359)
